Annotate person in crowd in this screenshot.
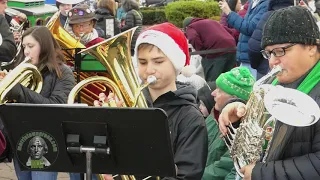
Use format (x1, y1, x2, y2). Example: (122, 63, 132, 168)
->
(97, 23, 208, 180)
(95, 0, 121, 38)
(0, 14, 16, 62)
(202, 67, 255, 180)
(7, 26, 74, 180)
(220, 0, 249, 43)
(248, 0, 293, 80)
(55, 0, 84, 28)
(219, 0, 269, 79)
(0, 0, 26, 46)
(183, 17, 237, 82)
(197, 81, 216, 118)
(66, 3, 105, 47)
(116, 0, 127, 28)
(218, 6, 320, 180)
(121, 0, 143, 55)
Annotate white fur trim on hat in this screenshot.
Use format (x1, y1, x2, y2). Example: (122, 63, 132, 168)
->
(135, 30, 186, 74)
(56, 0, 85, 4)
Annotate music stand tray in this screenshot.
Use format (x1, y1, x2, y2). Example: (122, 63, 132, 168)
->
(0, 104, 176, 178)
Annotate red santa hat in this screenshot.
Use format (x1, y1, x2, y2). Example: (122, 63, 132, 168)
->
(135, 23, 190, 74)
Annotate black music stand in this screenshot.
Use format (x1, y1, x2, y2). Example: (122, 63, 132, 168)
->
(0, 104, 176, 180)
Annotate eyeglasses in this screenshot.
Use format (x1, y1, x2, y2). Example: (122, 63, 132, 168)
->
(261, 43, 297, 59)
(72, 23, 92, 29)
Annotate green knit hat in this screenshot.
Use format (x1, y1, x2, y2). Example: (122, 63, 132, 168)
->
(216, 67, 255, 100)
(183, 17, 193, 29)
(262, 6, 320, 48)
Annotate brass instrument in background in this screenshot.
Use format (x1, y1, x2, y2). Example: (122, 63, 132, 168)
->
(46, 11, 108, 105)
(0, 57, 43, 103)
(67, 28, 158, 180)
(72, 27, 149, 107)
(224, 65, 320, 177)
(46, 11, 86, 58)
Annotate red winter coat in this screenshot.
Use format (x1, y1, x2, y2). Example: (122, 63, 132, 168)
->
(85, 37, 105, 48)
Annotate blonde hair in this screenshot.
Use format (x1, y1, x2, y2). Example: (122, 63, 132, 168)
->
(97, 0, 116, 16)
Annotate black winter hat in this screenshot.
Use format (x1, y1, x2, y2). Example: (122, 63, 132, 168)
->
(262, 6, 320, 48)
(197, 81, 216, 113)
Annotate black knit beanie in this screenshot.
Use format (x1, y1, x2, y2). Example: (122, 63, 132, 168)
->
(262, 6, 320, 48)
(197, 81, 216, 113)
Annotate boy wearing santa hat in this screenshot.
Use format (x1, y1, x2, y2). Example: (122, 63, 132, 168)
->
(99, 23, 208, 179)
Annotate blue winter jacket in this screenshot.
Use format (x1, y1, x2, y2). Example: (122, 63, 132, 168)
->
(248, 0, 294, 75)
(227, 0, 269, 63)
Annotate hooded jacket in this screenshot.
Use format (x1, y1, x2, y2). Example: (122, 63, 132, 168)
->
(248, 0, 293, 74)
(143, 82, 208, 180)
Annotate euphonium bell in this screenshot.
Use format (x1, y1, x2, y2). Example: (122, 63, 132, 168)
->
(0, 57, 43, 103)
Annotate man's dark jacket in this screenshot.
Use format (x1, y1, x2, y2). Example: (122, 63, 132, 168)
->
(143, 82, 208, 180)
(0, 15, 16, 62)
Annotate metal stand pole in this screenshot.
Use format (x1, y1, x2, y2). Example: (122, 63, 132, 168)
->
(67, 146, 110, 180)
(84, 148, 94, 180)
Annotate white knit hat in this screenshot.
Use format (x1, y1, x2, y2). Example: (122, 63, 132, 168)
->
(177, 65, 208, 91)
(135, 23, 190, 75)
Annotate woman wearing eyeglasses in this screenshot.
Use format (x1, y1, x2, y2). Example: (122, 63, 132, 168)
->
(218, 6, 320, 180)
(66, 3, 105, 48)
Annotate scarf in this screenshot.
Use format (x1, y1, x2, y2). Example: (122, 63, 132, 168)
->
(66, 26, 99, 45)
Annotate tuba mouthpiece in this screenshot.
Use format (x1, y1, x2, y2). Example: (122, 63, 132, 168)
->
(147, 75, 157, 84)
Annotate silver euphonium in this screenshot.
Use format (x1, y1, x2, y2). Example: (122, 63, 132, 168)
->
(224, 65, 320, 177)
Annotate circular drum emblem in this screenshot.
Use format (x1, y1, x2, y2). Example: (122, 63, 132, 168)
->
(16, 131, 59, 169)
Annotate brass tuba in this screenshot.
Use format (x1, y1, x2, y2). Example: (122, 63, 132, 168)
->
(224, 65, 320, 177)
(46, 11, 86, 58)
(46, 11, 108, 105)
(0, 57, 43, 103)
(67, 28, 158, 180)
(67, 27, 151, 107)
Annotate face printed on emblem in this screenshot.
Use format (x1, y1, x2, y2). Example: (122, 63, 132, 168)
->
(26, 136, 51, 168)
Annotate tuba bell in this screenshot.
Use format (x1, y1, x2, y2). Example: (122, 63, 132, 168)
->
(46, 11, 86, 58)
(46, 11, 108, 105)
(0, 57, 43, 103)
(67, 28, 158, 180)
(67, 27, 150, 107)
(224, 65, 320, 177)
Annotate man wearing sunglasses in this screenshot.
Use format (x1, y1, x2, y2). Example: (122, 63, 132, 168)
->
(218, 6, 320, 180)
(66, 3, 104, 47)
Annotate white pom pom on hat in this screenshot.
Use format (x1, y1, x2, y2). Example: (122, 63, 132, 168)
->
(181, 65, 196, 77)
